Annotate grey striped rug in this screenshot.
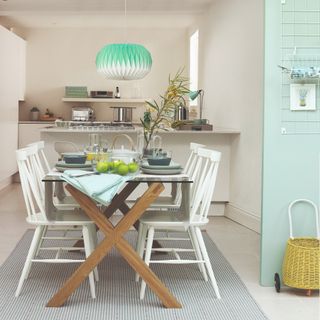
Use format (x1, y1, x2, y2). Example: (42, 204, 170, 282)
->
(0, 230, 268, 320)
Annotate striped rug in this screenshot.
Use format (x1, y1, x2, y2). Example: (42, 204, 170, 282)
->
(0, 230, 268, 320)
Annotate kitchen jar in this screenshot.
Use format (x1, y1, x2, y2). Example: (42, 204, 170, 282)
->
(29, 107, 40, 121)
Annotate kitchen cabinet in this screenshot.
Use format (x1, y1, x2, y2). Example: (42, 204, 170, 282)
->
(17, 36, 26, 101)
(0, 26, 26, 183)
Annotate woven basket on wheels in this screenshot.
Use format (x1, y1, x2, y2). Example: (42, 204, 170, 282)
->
(282, 199, 320, 290)
(282, 237, 320, 289)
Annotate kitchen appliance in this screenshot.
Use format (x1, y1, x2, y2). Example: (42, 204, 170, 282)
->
(66, 121, 135, 131)
(111, 106, 134, 123)
(71, 107, 95, 121)
(174, 105, 187, 121)
(90, 91, 113, 98)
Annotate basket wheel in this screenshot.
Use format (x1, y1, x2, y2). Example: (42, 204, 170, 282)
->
(274, 273, 281, 293)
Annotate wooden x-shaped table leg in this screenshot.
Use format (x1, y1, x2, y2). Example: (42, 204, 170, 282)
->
(46, 182, 181, 309)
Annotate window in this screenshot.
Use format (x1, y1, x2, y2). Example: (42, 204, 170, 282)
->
(189, 30, 199, 106)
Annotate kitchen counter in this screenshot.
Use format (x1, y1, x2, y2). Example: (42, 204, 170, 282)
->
(40, 126, 240, 134)
(19, 120, 56, 124)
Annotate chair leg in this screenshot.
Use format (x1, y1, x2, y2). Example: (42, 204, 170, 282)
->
(25, 225, 49, 280)
(15, 225, 45, 297)
(82, 226, 96, 299)
(189, 227, 208, 281)
(135, 223, 148, 282)
(35, 225, 48, 258)
(140, 227, 155, 300)
(87, 224, 99, 282)
(195, 227, 221, 299)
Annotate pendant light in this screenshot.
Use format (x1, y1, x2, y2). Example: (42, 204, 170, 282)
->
(96, 0, 152, 80)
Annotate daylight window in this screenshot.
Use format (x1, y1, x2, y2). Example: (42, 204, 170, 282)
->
(189, 30, 199, 106)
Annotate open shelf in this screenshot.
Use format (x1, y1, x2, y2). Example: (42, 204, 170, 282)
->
(62, 98, 148, 103)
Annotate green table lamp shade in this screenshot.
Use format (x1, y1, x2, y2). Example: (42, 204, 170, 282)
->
(96, 43, 152, 80)
(189, 89, 204, 120)
(189, 90, 202, 100)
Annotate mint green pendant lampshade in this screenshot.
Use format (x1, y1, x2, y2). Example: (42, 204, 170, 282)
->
(96, 43, 152, 80)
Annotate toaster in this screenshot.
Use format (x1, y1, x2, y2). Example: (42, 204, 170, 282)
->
(71, 107, 95, 121)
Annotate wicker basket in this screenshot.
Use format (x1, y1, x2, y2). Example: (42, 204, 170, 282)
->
(282, 200, 320, 290)
(282, 237, 320, 289)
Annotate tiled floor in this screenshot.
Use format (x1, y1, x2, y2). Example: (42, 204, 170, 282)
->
(0, 183, 319, 320)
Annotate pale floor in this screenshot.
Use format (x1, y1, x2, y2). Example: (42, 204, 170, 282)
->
(0, 183, 319, 320)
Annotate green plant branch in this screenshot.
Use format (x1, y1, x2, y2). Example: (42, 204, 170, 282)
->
(141, 68, 190, 148)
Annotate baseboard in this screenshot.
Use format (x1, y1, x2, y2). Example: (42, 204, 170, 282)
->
(12, 172, 20, 183)
(208, 202, 226, 216)
(225, 203, 261, 233)
(0, 176, 13, 192)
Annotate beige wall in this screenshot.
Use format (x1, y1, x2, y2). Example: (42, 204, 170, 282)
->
(198, 0, 264, 228)
(18, 27, 188, 121)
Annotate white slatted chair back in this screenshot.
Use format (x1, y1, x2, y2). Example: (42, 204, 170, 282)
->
(175, 143, 205, 205)
(190, 148, 221, 223)
(16, 147, 47, 222)
(28, 141, 51, 174)
(183, 143, 205, 175)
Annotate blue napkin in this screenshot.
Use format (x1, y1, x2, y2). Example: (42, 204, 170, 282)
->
(61, 170, 127, 205)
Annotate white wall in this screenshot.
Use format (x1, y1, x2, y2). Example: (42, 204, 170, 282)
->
(18, 26, 188, 122)
(197, 0, 264, 231)
(0, 26, 25, 186)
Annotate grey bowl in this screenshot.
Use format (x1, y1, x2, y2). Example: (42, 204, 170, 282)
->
(147, 157, 171, 166)
(63, 154, 87, 164)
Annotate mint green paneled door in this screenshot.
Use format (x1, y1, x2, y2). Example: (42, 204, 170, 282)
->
(261, 0, 320, 286)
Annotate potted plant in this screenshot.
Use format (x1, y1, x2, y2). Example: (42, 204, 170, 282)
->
(140, 69, 190, 153)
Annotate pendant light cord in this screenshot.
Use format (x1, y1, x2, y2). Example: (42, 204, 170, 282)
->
(124, 0, 127, 44)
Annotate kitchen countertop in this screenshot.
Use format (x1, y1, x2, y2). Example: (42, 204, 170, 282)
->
(19, 121, 57, 124)
(40, 126, 240, 134)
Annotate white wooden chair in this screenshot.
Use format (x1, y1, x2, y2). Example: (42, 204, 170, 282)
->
(27, 141, 90, 258)
(146, 142, 206, 210)
(27, 141, 51, 173)
(136, 148, 221, 300)
(16, 146, 97, 298)
(28, 140, 81, 210)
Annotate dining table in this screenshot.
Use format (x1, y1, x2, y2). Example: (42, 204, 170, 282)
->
(42, 170, 192, 308)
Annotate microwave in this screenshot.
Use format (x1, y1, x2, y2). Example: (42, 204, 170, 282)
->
(71, 107, 95, 121)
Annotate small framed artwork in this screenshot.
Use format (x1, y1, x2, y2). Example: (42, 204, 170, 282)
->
(290, 84, 316, 111)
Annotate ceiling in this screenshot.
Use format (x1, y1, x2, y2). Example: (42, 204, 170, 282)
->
(0, 0, 213, 13)
(0, 0, 213, 28)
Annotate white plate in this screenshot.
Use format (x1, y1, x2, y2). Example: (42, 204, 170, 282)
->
(56, 161, 92, 168)
(55, 167, 93, 173)
(141, 161, 182, 170)
(140, 167, 183, 175)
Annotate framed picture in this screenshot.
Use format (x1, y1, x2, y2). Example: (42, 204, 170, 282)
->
(290, 84, 316, 111)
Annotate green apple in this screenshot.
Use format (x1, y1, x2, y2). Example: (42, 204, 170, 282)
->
(96, 161, 109, 173)
(128, 162, 139, 173)
(113, 160, 123, 168)
(108, 161, 114, 170)
(117, 164, 129, 176)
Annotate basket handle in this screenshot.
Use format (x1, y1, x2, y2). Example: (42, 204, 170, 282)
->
(111, 134, 135, 151)
(288, 199, 320, 239)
